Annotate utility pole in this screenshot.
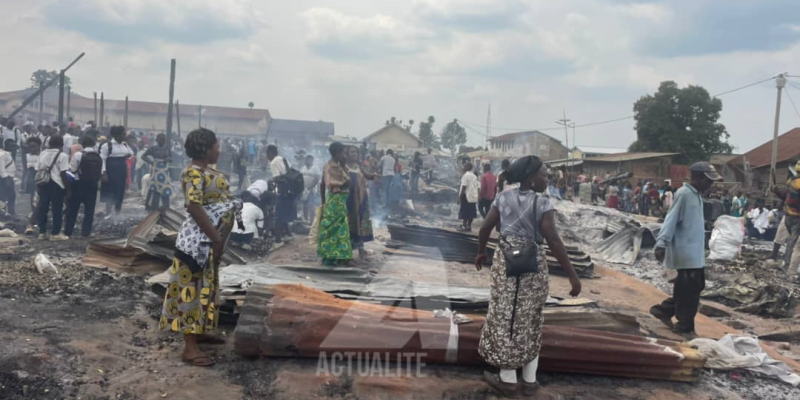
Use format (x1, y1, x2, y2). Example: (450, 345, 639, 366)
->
(556, 111, 571, 184)
(198, 104, 202, 128)
(124, 96, 129, 129)
(93, 92, 98, 125)
(485, 102, 492, 150)
(99, 92, 105, 130)
(38, 85, 44, 124)
(770, 74, 786, 191)
(166, 59, 177, 146)
(175, 100, 182, 139)
(57, 71, 65, 125)
(66, 85, 71, 120)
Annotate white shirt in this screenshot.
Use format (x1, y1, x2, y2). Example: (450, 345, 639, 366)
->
(753, 208, 770, 234)
(1, 127, 20, 146)
(70, 148, 98, 181)
(99, 140, 133, 173)
(300, 164, 321, 190)
(270, 155, 287, 178)
(233, 202, 264, 238)
(25, 154, 38, 170)
(380, 155, 395, 176)
(247, 180, 269, 199)
(62, 133, 76, 154)
(0, 149, 15, 178)
(460, 171, 480, 204)
(36, 148, 69, 189)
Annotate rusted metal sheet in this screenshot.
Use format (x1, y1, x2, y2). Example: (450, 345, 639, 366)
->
(84, 209, 244, 274)
(234, 284, 704, 382)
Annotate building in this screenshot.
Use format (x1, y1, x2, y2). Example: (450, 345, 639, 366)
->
(267, 118, 335, 147)
(582, 152, 681, 184)
(729, 127, 800, 188)
(488, 130, 568, 161)
(572, 146, 629, 160)
(363, 124, 423, 150)
(0, 88, 271, 138)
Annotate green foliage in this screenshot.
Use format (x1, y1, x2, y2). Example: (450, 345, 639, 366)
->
(30, 69, 71, 89)
(629, 81, 733, 163)
(418, 115, 440, 149)
(441, 119, 467, 155)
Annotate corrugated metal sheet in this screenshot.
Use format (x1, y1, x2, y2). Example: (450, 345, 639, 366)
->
(584, 152, 679, 163)
(732, 127, 800, 169)
(234, 284, 705, 382)
(84, 209, 244, 274)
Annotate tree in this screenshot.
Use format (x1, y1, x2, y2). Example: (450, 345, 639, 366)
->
(248, 102, 254, 109)
(30, 69, 71, 89)
(629, 81, 733, 163)
(441, 119, 467, 155)
(418, 115, 440, 149)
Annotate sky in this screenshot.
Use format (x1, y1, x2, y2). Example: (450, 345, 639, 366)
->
(2, 0, 800, 153)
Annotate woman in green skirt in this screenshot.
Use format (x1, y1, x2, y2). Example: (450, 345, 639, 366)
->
(318, 142, 352, 265)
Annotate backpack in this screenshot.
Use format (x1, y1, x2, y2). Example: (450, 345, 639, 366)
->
(78, 151, 103, 182)
(275, 158, 304, 198)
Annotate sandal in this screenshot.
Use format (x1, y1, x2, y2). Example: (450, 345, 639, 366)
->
(522, 381, 539, 396)
(182, 355, 215, 367)
(483, 371, 517, 398)
(196, 335, 226, 345)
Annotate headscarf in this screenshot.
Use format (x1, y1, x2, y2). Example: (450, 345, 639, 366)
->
(505, 155, 543, 184)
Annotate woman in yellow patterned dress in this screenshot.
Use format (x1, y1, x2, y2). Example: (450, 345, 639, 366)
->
(159, 128, 242, 367)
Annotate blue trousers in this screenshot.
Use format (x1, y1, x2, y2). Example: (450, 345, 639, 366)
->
(382, 176, 393, 206)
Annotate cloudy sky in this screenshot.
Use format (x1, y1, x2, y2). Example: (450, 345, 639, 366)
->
(2, 0, 800, 152)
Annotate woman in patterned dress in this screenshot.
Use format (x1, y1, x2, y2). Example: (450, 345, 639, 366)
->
(143, 133, 173, 210)
(318, 142, 352, 265)
(159, 128, 241, 367)
(474, 155, 582, 397)
(345, 146, 376, 263)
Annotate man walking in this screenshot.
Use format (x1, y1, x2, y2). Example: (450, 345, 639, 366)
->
(650, 162, 721, 336)
(774, 161, 800, 272)
(478, 163, 496, 218)
(267, 145, 295, 242)
(379, 150, 395, 206)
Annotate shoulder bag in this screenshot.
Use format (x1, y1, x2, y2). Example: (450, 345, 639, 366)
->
(35, 150, 61, 187)
(502, 194, 540, 277)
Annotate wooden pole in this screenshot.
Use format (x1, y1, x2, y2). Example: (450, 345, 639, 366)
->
(38, 86, 44, 125)
(124, 96, 129, 129)
(198, 104, 202, 128)
(165, 59, 176, 146)
(175, 100, 182, 139)
(57, 71, 65, 125)
(93, 92, 97, 125)
(66, 85, 71, 120)
(99, 92, 105, 130)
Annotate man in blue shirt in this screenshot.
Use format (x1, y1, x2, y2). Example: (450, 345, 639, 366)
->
(650, 162, 722, 336)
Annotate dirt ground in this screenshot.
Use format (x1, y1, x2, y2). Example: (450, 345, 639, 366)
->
(2, 197, 800, 400)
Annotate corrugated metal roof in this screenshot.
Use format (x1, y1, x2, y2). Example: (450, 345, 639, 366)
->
(488, 130, 563, 145)
(733, 127, 800, 169)
(578, 146, 629, 155)
(584, 152, 679, 163)
(267, 118, 334, 137)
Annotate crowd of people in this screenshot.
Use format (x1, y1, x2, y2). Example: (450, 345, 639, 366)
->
(0, 117, 193, 239)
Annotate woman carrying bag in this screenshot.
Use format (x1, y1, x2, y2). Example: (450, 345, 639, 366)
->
(474, 155, 582, 398)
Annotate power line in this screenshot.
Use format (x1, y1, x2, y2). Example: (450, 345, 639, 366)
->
(712, 75, 778, 97)
(786, 79, 800, 91)
(461, 75, 778, 133)
(784, 85, 800, 119)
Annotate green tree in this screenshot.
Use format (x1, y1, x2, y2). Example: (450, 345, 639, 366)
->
(441, 119, 467, 155)
(629, 81, 732, 163)
(418, 115, 440, 149)
(30, 69, 71, 89)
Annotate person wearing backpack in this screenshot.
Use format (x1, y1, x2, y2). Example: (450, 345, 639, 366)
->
(35, 134, 71, 241)
(99, 126, 133, 218)
(267, 144, 297, 242)
(64, 135, 102, 238)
